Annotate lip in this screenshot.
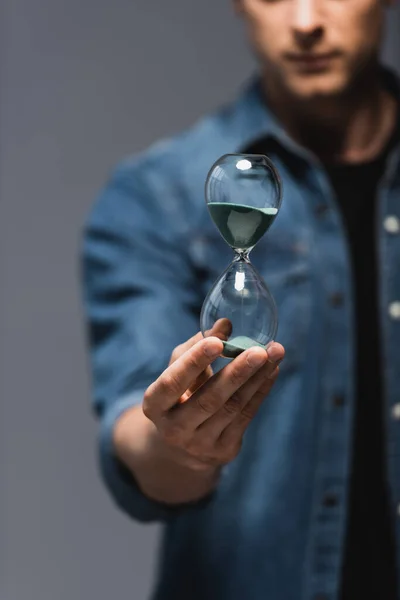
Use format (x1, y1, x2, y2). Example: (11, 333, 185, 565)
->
(286, 51, 339, 71)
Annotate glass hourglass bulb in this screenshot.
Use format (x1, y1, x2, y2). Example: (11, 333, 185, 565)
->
(200, 153, 283, 358)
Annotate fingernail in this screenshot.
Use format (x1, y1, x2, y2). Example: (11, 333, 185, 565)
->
(204, 341, 222, 358)
(267, 344, 282, 364)
(247, 349, 267, 368)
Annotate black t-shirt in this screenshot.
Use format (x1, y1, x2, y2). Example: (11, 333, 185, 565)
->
(324, 121, 399, 598)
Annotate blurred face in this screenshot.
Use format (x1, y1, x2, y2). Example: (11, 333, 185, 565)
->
(236, 0, 390, 101)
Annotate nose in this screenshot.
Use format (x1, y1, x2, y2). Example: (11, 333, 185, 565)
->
(291, 0, 324, 49)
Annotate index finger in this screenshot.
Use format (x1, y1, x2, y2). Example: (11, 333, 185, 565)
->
(144, 336, 224, 417)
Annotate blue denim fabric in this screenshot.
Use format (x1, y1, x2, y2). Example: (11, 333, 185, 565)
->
(81, 71, 400, 600)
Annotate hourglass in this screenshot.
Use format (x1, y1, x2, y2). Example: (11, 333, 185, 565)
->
(200, 153, 283, 358)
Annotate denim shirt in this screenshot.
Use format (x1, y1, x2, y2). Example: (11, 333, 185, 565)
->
(81, 70, 400, 600)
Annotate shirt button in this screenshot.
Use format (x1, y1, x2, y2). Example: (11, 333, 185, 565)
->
(383, 215, 400, 234)
(388, 302, 400, 320)
(323, 493, 339, 507)
(333, 394, 345, 407)
(392, 404, 400, 420)
(330, 292, 344, 307)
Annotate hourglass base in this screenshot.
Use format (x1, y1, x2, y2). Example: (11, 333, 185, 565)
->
(222, 335, 265, 359)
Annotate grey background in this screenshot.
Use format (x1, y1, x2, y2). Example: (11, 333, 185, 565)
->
(0, 2, 398, 599)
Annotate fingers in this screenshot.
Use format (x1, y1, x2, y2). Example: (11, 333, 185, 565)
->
(187, 363, 213, 393)
(144, 339, 284, 472)
(180, 365, 214, 403)
(219, 366, 280, 447)
(143, 336, 224, 418)
(180, 320, 232, 398)
(169, 319, 232, 365)
(195, 355, 280, 438)
(205, 318, 232, 341)
(169, 331, 204, 365)
(194, 342, 284, 437)
(230, 343, 284, 432)
(166, 354, 281, 469)
(170, 345, 269, 430)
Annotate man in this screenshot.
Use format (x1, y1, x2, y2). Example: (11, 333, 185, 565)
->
(81, 0, 400, 598)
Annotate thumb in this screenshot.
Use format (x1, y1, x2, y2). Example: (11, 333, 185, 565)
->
(169, 318, 232, 365)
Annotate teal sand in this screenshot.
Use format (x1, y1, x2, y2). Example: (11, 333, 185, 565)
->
(208, 202, 278, 250)
(223, 335, 265, 359)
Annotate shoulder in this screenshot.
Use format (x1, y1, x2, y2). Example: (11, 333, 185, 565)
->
(85, 97, 243, 234)
(115, 99, 241, 192)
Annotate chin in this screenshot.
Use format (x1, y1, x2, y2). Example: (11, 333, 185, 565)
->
(285, 71, 350, 103)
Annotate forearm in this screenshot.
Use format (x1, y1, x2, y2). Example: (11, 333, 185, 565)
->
(113, 405, 220, 505)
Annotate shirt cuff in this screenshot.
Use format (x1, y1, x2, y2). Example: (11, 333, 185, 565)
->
(98, 391, 214, 523)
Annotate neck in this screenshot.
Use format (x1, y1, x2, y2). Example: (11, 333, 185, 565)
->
(262, 64, 397, 164)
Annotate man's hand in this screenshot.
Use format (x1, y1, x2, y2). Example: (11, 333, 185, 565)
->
(143, 319, 284, 472)
(114, 320, 284, 505)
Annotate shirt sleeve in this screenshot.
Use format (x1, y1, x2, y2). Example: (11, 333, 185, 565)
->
(80, 159, 204, 522)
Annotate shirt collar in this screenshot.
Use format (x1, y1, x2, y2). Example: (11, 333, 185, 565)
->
(231, 74, 316, 162)
(231, 66, 400, 169)
(231, 73, 285, 151)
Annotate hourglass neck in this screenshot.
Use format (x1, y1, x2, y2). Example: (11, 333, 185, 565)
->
(233, 249, 251, 262)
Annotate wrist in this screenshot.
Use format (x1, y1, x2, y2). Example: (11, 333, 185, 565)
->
(113, 405, 220, 505)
